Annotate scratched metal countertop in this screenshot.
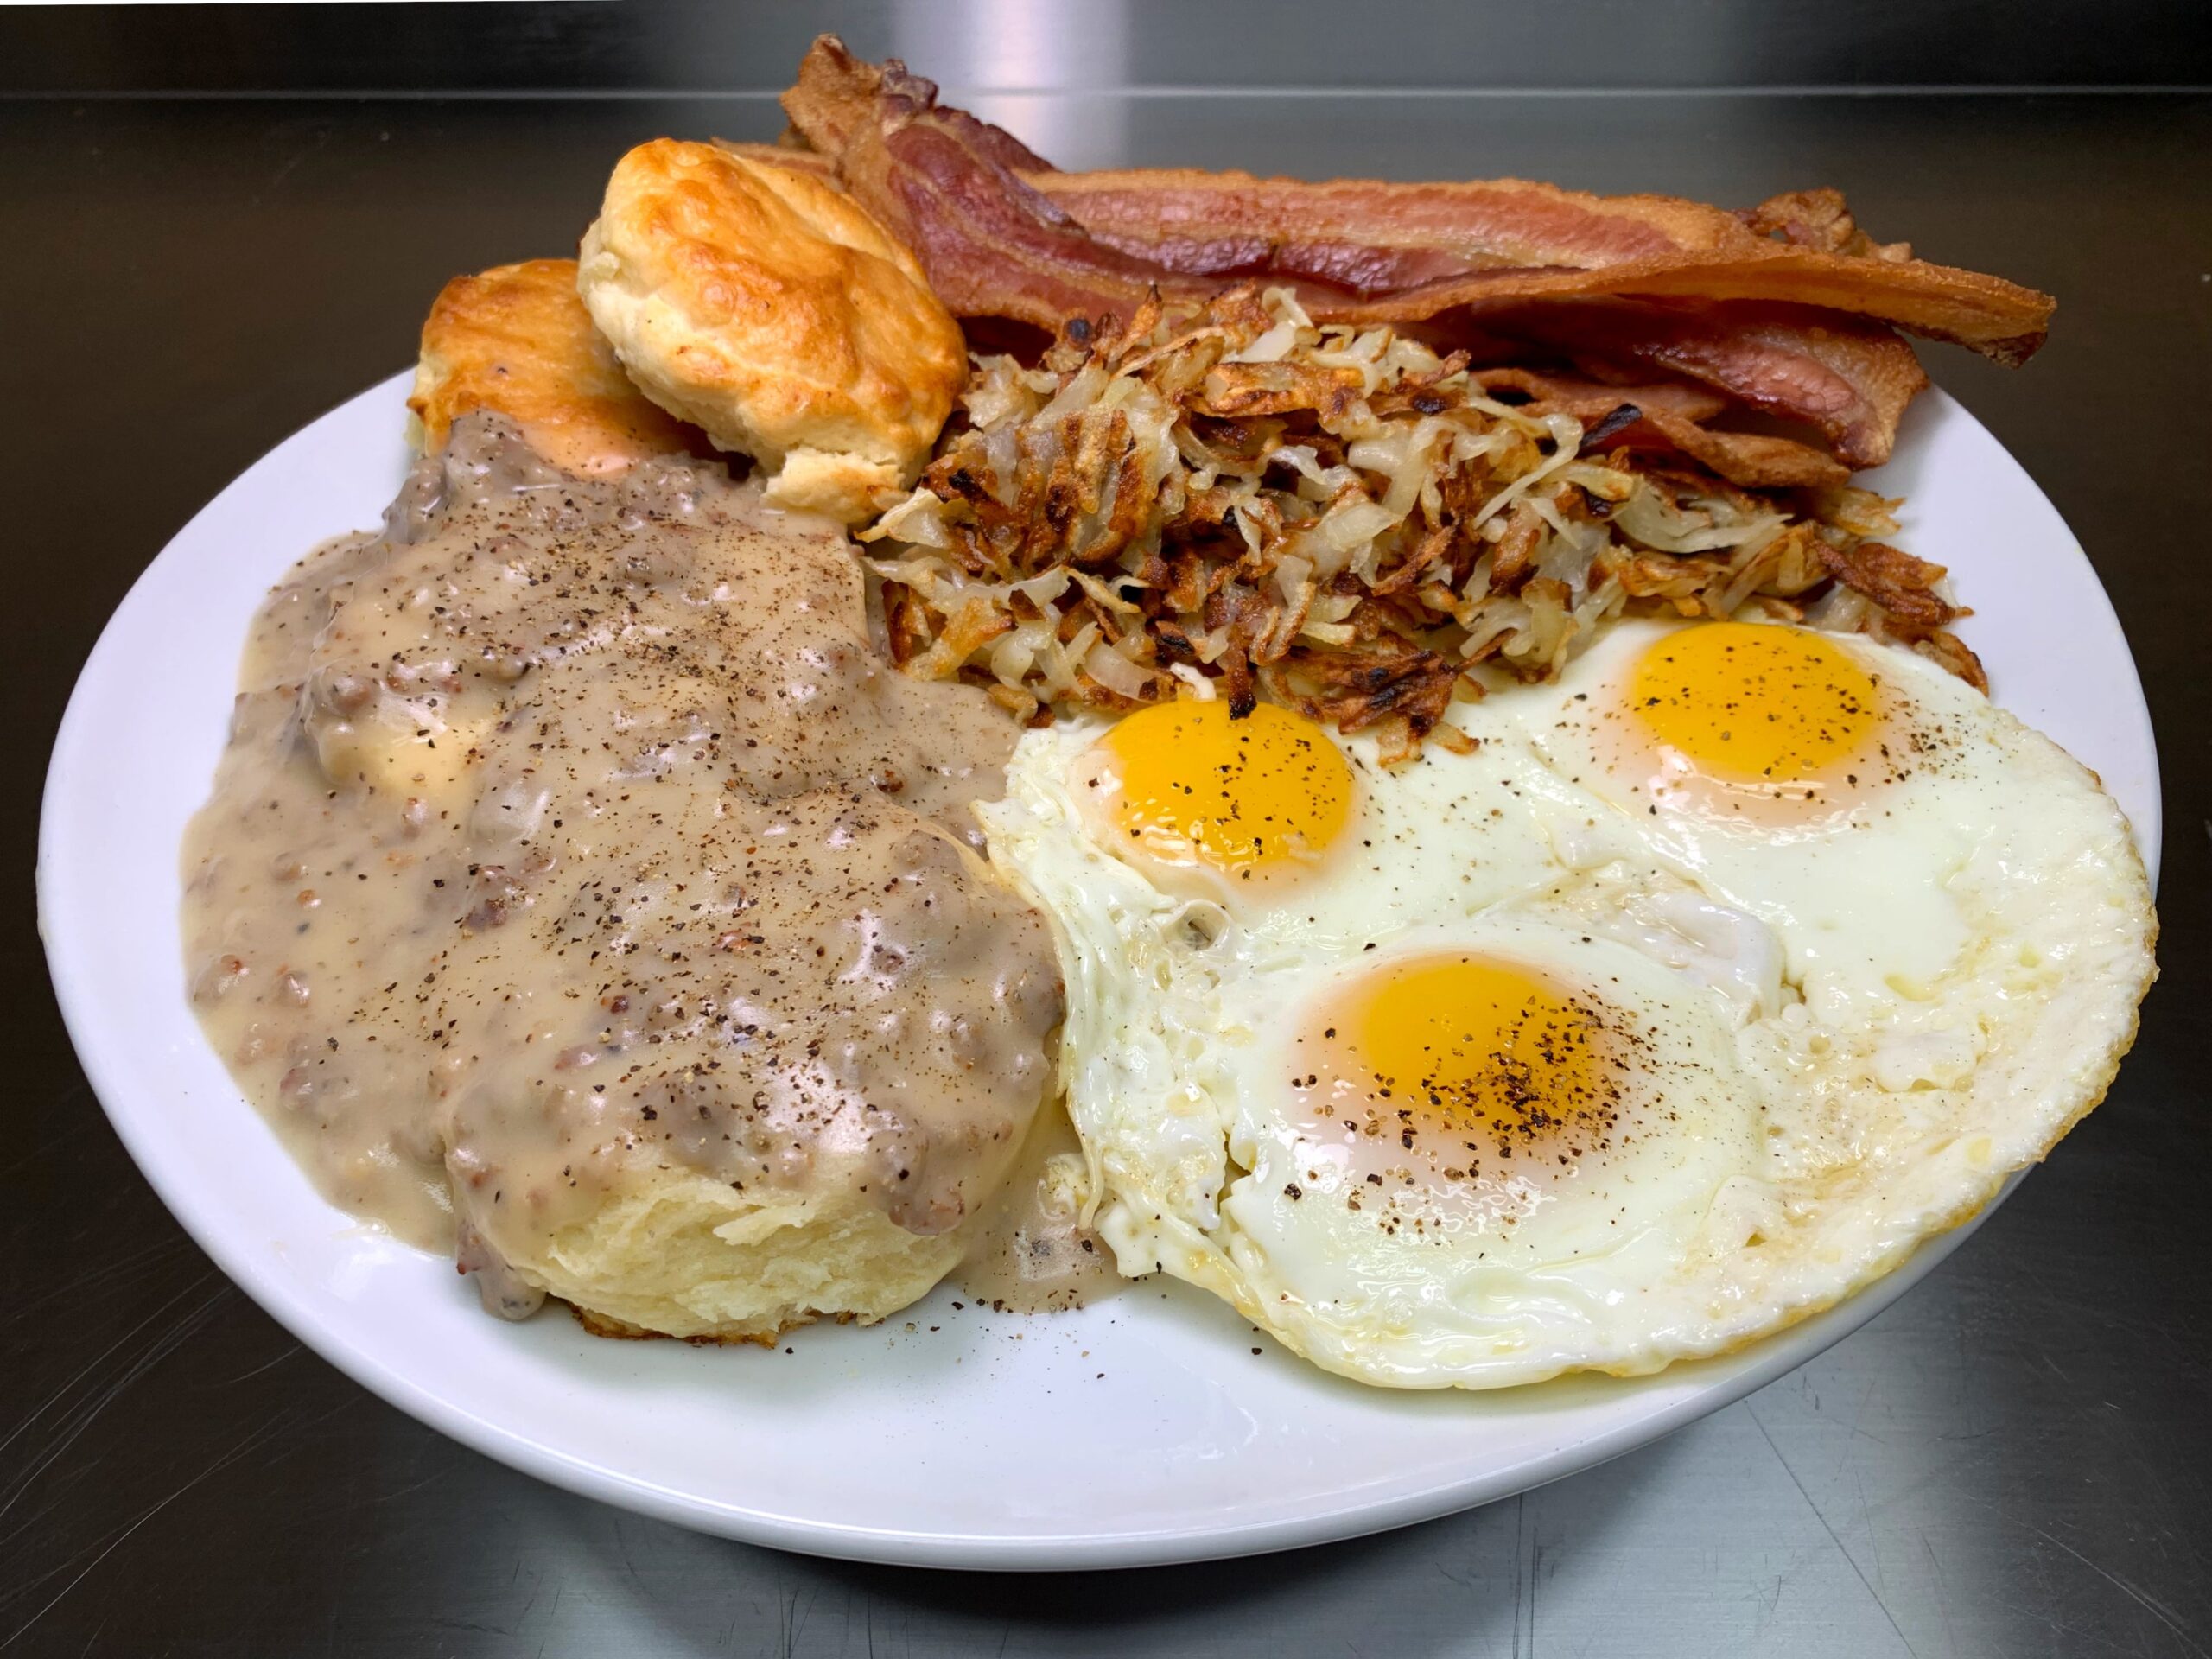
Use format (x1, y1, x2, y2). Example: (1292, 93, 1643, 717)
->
(3, 4, 2209, 1654)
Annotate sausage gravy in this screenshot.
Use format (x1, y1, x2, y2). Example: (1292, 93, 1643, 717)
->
(182, 416, 1064, 1324)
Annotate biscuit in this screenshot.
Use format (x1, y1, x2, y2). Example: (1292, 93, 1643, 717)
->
(511, 1173, 985, 1344)
(409, 257, 705, 475)
(578, 140, 965, 522)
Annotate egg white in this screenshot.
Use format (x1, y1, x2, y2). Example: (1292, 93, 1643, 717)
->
(981, 623, 2154, 1389)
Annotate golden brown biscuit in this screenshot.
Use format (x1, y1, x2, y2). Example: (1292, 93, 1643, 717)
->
(578, 139, 965, 521)
(408, 257, 706, 475)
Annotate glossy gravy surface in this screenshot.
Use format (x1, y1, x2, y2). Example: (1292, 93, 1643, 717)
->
(182, 416, 1065, 1319)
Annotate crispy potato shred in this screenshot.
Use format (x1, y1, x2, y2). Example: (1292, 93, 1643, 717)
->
(863, 285, 1980, 761)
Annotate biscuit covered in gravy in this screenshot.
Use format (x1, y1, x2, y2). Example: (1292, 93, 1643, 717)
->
(182, 416, 1061, 1341)
(579, 139, 966, 522)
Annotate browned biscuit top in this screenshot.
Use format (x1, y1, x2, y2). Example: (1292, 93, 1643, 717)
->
(409, 257, 706, 475)
(579, 140, 965, 520)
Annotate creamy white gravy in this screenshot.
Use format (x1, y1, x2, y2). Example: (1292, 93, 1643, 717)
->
(182, 416, 1071, 1321)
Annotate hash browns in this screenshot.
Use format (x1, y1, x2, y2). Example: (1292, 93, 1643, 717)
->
(865, 286, 1979, 761)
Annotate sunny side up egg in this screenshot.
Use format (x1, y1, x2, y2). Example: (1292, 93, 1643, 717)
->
(980, 620, 2155, 1389)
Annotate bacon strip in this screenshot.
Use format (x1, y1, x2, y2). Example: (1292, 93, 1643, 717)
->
(1457, 299, 1928, 470)
(779, 38, 2048, 470)
(1467, 367, 1731, 423)
(780, 48, 1206, 316)
(722, 140, 1923, 464)
(1469, 368, 1850, 489)
(1027, 171, 2046, 365)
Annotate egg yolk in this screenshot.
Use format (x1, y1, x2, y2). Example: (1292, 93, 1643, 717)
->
(1625, 622, 1879, 806)
(1083, 698, 1353, 883)
(1296, 954, 1624, 1174)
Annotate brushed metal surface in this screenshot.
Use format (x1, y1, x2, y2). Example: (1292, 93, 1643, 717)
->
(3, 0, 2206, 96)
(2, 67, 2205, 1659)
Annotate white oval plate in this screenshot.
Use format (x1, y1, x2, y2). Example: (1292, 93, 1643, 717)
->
(40, 372, 2159, 1570)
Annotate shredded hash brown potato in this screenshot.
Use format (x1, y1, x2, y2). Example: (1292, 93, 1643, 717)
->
(863, 286, 1980, 762)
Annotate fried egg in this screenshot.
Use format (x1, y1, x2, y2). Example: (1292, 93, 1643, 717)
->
(981, 622, 2153, 1388)
(1060, 695, 1571, 947)
(1515, 619, 1980, 1020)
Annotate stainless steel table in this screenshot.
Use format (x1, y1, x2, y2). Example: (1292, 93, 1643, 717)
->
(5, 7, 2208, 1653)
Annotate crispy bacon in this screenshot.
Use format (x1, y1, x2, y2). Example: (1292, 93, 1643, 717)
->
(1462, 299, 1928, 469)
(733, 130, 1923, 467)
(1467, 367, 1729, 423)
(1608, 417, 1850, 492)
(1466, 367, 1848, 489)
(780, 46, 1187, 321)
(779, 37, 2050, 473)
(1026, 171, 2043, 365)
(1037, 168, 1716, 293)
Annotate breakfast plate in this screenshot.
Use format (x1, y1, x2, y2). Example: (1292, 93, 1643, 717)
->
(39, 370, 2159, 1571)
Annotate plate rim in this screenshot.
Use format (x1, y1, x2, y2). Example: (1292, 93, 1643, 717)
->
(36, 370, 2162, 1571)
